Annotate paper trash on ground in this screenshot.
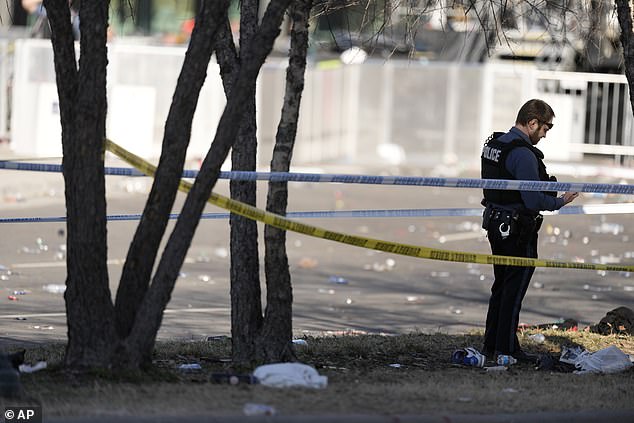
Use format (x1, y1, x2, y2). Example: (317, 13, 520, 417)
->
(564, 345, 634, 374)
(253, 362, 328, 388)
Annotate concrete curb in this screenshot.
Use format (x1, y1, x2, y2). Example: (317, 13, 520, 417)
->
(46, 409, 634, 423)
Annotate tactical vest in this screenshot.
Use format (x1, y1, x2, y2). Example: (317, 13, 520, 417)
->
(481, 132, 554, 207)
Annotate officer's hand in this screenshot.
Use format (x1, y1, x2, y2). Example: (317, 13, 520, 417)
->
(561, 191, 579, 204)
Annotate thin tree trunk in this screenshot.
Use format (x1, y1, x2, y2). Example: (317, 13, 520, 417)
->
(114, 0, 229, 339)
(229, 0, 263, 366)
(259, 0, 313, 362)
(121, 0, 293, 369)
(45, 0, 117, 368)
(616, 1, 634, 113)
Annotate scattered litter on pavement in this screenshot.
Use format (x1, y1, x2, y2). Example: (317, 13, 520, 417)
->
(297, 257, 318, 269)
(195, 254, 210, 263)
(214, 247, 228, 259)
(583, 284, 612, 292)
(405, 295, 423, 304)
(590, 222, 624, 235)
(42, 284, 66, 294)
(253, 362, 327, 388)
(329, 276, 348, 284)
(388, 363, 402, 368)
(365, 261, 395, 272)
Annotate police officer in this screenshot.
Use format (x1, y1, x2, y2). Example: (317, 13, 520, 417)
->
(480, 99, 579, 365)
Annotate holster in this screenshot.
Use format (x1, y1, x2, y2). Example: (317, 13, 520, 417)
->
(517, 213, 543, 242)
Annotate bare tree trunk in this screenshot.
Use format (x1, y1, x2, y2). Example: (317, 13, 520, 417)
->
(45, 0, 118, 368)
(121, 0, 293, 369)
(616, 1, 634, 112)
(228, 0, 263, 365)
(114, 0, 229, 340)
(258, 0, 313, 362)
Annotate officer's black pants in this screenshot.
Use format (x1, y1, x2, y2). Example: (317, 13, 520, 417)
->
(483, 222, 538, 356)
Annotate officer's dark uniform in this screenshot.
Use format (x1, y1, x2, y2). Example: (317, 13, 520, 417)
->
(480, 127, 565, 359)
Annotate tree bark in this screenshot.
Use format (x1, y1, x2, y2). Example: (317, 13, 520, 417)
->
(121, 0, 293, 369)
(114, 0, 229, 340)
(259, 0, 313, 362)
(616, 1, 634, 112)
(45, 0, 118, 368)
(228, 0, 263, 366)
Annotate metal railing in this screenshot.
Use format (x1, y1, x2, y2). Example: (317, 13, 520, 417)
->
(0, 40, 10, 142)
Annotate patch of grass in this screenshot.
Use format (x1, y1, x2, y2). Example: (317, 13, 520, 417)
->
(1, 330, 633, 417)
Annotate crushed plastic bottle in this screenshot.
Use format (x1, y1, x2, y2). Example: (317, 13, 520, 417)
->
(529, 333, 545, 343)
(328, 276, 348, 284)
(243, 403, 276, 416)
(497, 355, 517, 366)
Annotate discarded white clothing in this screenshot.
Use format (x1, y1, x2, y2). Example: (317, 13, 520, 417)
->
(253, 362, 327, 388)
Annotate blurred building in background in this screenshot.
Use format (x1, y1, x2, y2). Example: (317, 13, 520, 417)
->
(0, 0, 632, 169)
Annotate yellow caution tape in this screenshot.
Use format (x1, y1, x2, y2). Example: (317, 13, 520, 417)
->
(105, 139, 634, 272)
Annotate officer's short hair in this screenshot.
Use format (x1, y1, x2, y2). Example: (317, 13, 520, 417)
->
(515, 99, 555, 125)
